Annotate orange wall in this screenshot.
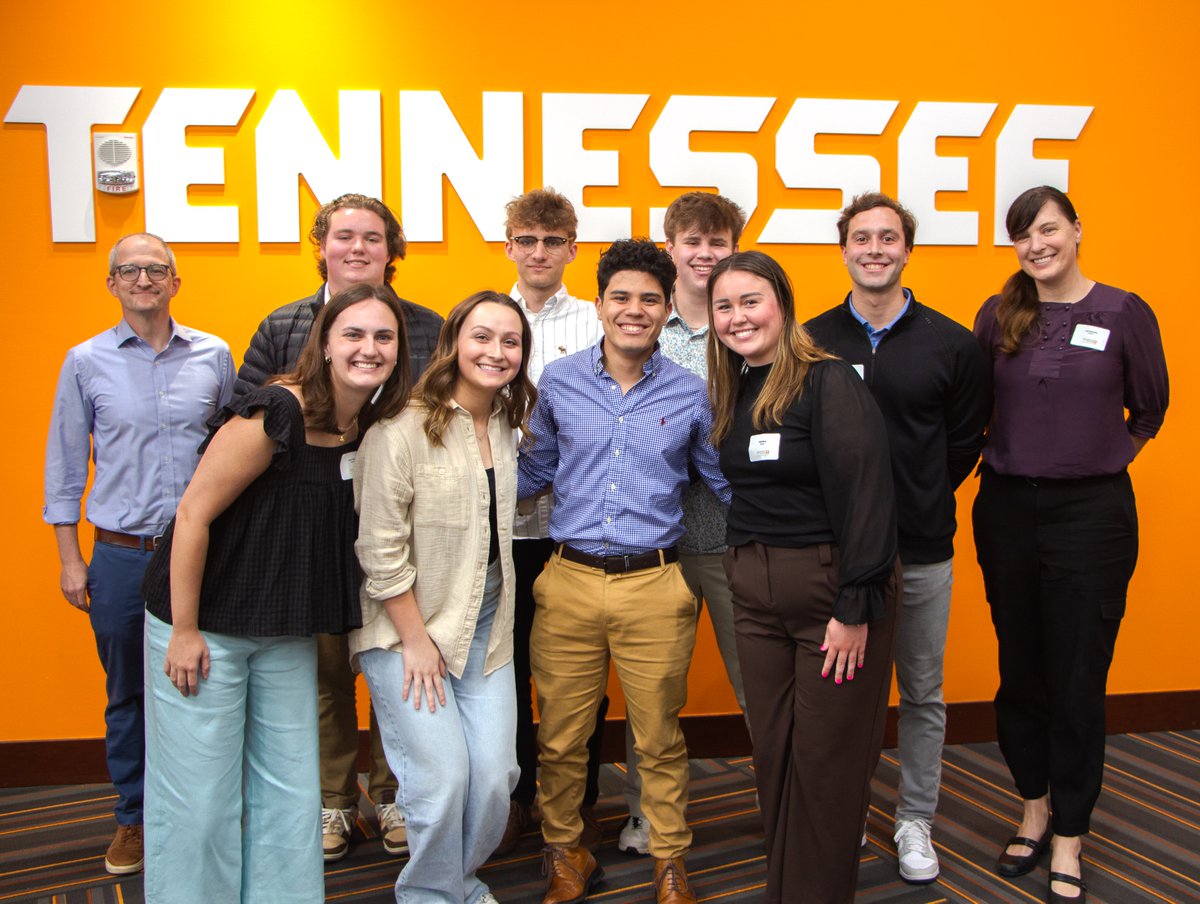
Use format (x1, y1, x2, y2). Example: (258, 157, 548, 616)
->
(2, 1, 1197, 741)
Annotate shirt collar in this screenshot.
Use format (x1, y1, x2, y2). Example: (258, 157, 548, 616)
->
(665, 309, 708, 337)
(590, 339, 663, 378)
(115, 317, 190, 348)
(510, 282, 570, 314)
(846, 288, 912, 333)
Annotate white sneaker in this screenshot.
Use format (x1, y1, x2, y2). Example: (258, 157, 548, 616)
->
(376, 801, 408, 856)
(322, 806, 356, 862)
(894, 818, 939, 884)
(618, 815, 650, 855)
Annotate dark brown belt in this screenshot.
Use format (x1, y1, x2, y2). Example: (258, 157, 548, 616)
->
(557, 544, 678, 575)
(95, 527, 161, 552)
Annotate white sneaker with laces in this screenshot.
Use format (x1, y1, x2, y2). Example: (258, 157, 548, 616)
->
(322, 806, 356, 862)
(376, 801, 408, 856)
(618, 815, 650, 855)
(894, 817, 939, 884)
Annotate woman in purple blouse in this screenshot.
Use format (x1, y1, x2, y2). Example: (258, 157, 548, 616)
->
(972, 186, 1168, 904)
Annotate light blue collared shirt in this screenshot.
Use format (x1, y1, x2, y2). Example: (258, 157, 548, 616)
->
(44, 318, 235, 537)
(847, 289, 912, 349)
(518, 341, 730, 556)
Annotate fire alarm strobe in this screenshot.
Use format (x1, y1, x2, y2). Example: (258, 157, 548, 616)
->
(94, 132, 139, 194)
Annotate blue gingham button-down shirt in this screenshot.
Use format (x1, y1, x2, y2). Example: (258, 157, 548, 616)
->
(518, 341, 730, 556)
(44, 318, 235, 537)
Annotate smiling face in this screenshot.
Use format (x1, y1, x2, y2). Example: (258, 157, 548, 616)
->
(1011, 200, 1082, 289)
(454, 301, 525, 401)
(710, 269, 784, 366)
(323, 299, 399, 397)
(319, 207, 389, 295)
(666, 226, 736, 300)
(841, 206, 910, 294)
(595, 270, 671, 366)
(107, 235, 180, 318)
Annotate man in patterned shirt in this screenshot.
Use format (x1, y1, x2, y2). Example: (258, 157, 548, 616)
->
(519, 239, 730, 904)
(495, 188, 606, 856)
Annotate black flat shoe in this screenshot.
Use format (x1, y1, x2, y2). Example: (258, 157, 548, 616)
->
(1047, 867, 1087, 902)
(996, 827, 1052, 877)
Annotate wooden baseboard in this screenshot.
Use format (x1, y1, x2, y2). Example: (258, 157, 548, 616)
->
(3, 690, 1196, 788)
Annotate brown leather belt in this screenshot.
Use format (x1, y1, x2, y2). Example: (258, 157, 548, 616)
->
(95, 527, 161, 552)
(557, 544, 678, 575)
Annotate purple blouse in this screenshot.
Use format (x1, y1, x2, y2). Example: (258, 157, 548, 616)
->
(974, 283, 1168, 479)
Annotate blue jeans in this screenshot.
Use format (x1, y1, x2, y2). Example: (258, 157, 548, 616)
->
(361, 562, 517, 903)
(893, 558, 953, 824)
(88, 541, 152, 824)
(143, 614, 322, 904)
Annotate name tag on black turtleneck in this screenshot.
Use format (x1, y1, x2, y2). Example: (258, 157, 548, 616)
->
(748, 433, 781, 462)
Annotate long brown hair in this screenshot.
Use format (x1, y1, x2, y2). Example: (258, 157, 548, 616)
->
(706, 251, 835, 447)
(413, 291, 537, 447)
(994, 186, 1080, 354)
(278, 284, 413, 434)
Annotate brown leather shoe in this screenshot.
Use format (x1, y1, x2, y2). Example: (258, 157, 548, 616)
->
(493, 800, 532, 856)
(541, 843, 602, 904)
(104, 823, 144, 875)
(653, 857, 697, 904)
(579, 805, 602, 853)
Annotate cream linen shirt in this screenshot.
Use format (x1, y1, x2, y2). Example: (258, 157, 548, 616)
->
(351, 400, 516, 679)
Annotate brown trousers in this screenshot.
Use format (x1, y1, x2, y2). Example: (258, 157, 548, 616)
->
(724, 542, 900, 904)
(531, 551, 697, 859)
(317, 633, 397, 810)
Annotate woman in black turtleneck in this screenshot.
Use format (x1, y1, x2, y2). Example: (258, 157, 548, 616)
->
(706, 250, 900, 904)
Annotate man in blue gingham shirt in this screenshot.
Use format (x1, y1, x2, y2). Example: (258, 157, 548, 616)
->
(518, 239, 727, 904)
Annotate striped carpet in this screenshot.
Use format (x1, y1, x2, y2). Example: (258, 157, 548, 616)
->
(2, 731, 1197, 902)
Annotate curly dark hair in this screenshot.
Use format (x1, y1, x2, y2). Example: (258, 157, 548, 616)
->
(596, 238, 676, 299)
(836, 192, 917, 249)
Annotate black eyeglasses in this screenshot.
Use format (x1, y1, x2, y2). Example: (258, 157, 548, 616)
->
(112, 264, 173, 283)
(511, 235, 571, 251)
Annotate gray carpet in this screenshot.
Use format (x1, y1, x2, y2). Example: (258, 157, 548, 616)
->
(3, 732, 1198, 902)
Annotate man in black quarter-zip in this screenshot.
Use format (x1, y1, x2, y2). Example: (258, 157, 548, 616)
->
(804, 192, 990, 887)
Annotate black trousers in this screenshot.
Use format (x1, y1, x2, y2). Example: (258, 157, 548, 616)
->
(973, 467, 1136, 836)
(724, 542, 899, 904)
(511, 538, 607, 808)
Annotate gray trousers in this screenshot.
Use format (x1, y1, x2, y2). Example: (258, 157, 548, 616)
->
(893, 558, 953, 825)
(623, 551, 750, 816)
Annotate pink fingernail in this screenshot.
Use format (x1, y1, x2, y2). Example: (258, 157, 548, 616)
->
(835, 677, 842, 685)
(821, 671, 829, 678)
(820, 644, 827, 651)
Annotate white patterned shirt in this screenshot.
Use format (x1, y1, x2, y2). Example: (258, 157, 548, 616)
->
(510, 283, 603, 540)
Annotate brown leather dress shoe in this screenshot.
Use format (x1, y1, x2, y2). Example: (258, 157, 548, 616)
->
(493, 801, 531, 857)
(653, 857, 697, 904)
(579, 805, 602, 853)
(542, 844, 602, 904)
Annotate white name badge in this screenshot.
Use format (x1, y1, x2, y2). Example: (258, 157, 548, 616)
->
(339, 450, 357, 481)
(749, 433, 781, 462)
(1070, 324, 1110, 351)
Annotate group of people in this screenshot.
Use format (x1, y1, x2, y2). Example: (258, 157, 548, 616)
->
(44, 183, 1167, 904)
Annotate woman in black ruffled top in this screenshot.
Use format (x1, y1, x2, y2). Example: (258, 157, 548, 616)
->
(140, 284, 411, 904)
(706, 251, 900, 904)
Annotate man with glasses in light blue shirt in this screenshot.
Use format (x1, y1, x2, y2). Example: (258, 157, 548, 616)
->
(44, 233, 234, 876)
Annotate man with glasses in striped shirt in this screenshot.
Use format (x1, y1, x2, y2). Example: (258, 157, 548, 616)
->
(495, 188, 606, 857)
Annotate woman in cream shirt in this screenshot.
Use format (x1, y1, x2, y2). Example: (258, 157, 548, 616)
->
(352, 291, 536, 904)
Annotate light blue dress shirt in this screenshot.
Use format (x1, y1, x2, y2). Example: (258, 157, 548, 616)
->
(518, 341, 730, 556)
(847, 289, 912, 349)
(44, 318, 235, 537)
